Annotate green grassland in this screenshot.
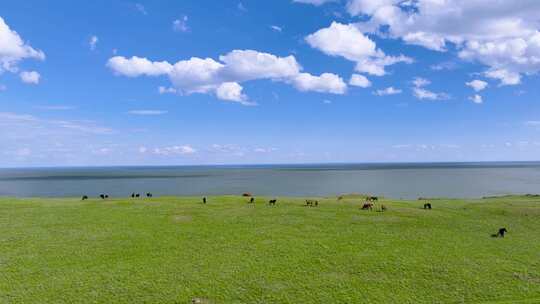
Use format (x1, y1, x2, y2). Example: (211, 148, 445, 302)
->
(1, 195, 539, 303)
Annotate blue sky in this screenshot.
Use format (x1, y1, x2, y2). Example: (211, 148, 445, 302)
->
(1, 0, 540, 167)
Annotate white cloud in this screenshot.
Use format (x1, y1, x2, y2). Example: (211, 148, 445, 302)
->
(0, 17, 45, 73)
(349, 73, 371, 88)
(153, 145, 196, 156)
(412, 77, 430, 88)
(237, 2, 247, 12)
(158, 86, 177, 94)
(412, 77, 449, 101)
(89, 35, 98, 50)
(216, 82, 255, 105)
(270, 25, 282, 32)
(413, 88, 449, 100)
(430, 61, 457, 71)
(19, 71, 40, 84)
(127, 110, 168, 115)
(323, 99, 332, 104)
(219, 50, 300, 81)
(469, 94, 483, 104)
(134, 3, 147, 15)
(484, 68, 521, 86)
(173, 16, 189, 33)
(466, 79, 488, 92)
(525, 121, 540, 126)
(293, 0, 336, 5)
(107, 56, 173, 77)
(347, 0, 540, 85)
(0, 111, 113, 135)
(374, 86, 401, 96)
(108, 49, 347, 103)
(305, 22, 412, 76)
(291, 72, 346, 94)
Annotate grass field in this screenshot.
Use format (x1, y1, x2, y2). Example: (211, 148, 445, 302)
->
(1, 195, 539, 303)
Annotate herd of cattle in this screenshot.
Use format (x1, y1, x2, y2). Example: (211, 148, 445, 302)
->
(79, 193, 508, 237)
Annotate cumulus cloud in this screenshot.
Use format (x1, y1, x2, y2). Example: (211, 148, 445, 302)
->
(173, 16, 189, 33)
(107, 56, 173, 77)
(107, 49, 347, 104)
(291, 72, 346, 94)
(216, 82, 255, 105)
(153, 145, 196, 156)
(305, 22, 412, 76)
(374, 86, 401, 96)
(293, 0, 336, 5)
(346, 0, 540, 85)
(0, 17, 45, 74)
(411, 77, 449, 101)
(349, 73, 371, 88)
(89, 35, 98, 50)
(19, 71, 40, 84)
(469, 94, 483, 104)
(466, 79, 488, 92)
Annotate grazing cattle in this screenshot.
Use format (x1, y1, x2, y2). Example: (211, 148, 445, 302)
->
(105, 195, 109, 198)
(135, 193, 140, 198)
(423, 203, 432, 209)
(242, 193, 252, 197)
(361, 202, 373, 210)
(249, 197, 255, 203)
(381, 204, 387, 212)
(492, 227, 508, 238)
(100, 194, 105, 199)
(146, 193, 153, 198)
(305, 199, 319, 207)
(202, 197, 207, 204)
(366, 196, 378, 202)
(131, 193, 135, 198)
(268, 199, 277, 206)
(82, 195, 88, 200)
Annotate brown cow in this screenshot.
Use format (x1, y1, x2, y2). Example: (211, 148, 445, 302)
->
(361, 202, 373, 210)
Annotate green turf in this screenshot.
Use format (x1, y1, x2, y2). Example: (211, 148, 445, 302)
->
(1, 195, 539, 303)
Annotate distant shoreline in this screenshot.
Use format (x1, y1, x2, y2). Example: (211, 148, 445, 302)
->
(2, 160, 540, 170)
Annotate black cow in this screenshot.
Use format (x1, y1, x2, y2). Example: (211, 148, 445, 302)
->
(100, 194, 105, 199)
(305, 199, 319, 207)
(131, 193, 135, 198)
(423, 203, 432, 209)
(492, 228, 508, 238)
(249, 197, 255, 203)
(268, 199, 277, 206)
(82, 195, 88, 200)
(202, 197, 207, 204)
(367, 196, 378, 202)
(146, 193, 153, 198)
(105, 195, 109, 198)
(135, 193, 140, 198)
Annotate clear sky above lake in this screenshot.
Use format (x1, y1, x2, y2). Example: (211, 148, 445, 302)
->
(1, 0, 540, 167)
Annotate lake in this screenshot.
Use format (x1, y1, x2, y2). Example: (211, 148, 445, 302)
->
(1, 162, 540, 199)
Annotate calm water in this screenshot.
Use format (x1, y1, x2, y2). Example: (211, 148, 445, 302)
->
(1, 162, 540, 199)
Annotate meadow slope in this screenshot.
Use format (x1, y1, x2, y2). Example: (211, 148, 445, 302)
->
(1, 195, 539, 303)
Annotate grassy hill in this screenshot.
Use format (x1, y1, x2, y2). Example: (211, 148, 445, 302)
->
(1, 195, 539, 303)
